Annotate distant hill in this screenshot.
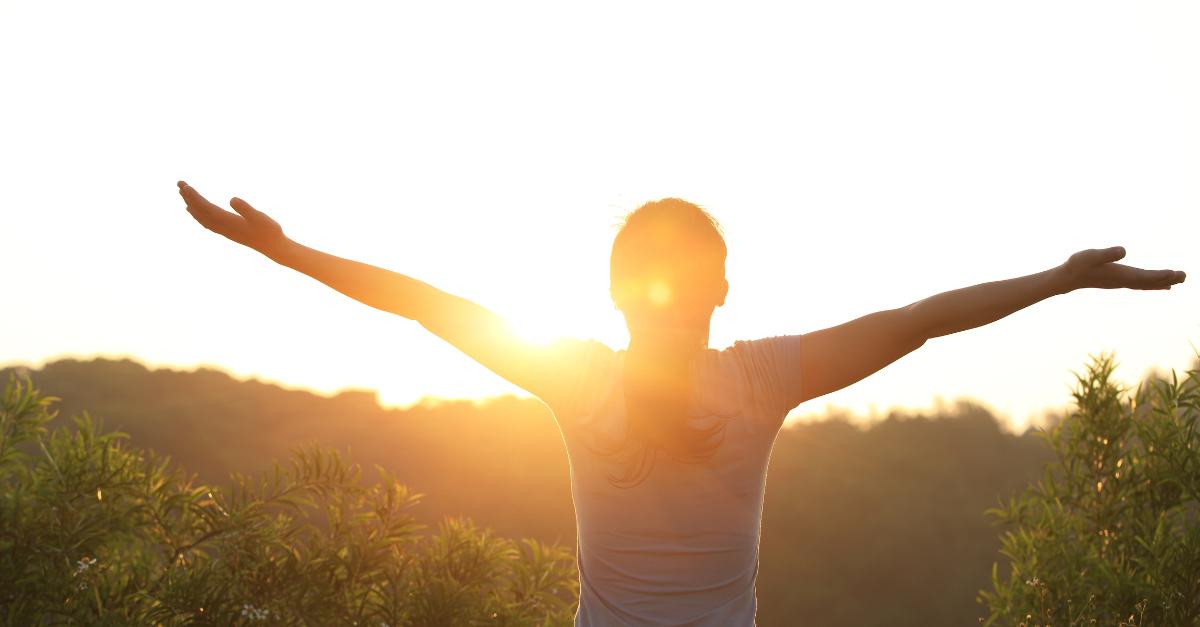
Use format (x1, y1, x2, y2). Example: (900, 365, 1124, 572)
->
(2, 357, 577, 543)
(2, 356, 1054, 626)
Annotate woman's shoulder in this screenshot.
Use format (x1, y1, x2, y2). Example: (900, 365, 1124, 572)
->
(706, 335, 805, 428)
(537, 337, 620, 418)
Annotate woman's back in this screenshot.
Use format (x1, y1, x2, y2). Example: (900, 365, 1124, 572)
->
(547, 336, 805, 626)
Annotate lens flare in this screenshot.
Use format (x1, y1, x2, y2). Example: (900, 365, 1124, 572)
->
(648, 280, 672, 307)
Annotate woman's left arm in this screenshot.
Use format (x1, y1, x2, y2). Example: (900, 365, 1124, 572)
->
(906, 246, 1185, 341)
(794, 247, 1185, 405)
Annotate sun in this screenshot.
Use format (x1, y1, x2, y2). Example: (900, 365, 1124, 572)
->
(508, 306, 583, 345)
(504, 297, 625, 347)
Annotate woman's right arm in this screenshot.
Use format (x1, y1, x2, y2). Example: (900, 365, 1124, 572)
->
(175, 181, 587, 404)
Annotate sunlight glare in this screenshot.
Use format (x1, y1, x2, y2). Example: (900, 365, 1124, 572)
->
(0, 1, 1194, 428)
(510, 307, 578, 345)
(648, 280, 673, 307)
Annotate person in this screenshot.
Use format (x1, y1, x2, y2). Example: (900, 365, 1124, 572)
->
(175, 180, 1185, 626)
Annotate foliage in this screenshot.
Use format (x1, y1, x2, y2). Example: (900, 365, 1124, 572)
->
(4, 357, 1057, 626)
(980, 351, 1200, 626)
(0, 373, 577, 626)
(759, 401, 1051, 626)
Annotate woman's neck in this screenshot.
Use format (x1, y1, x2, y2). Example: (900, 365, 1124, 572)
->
(626, 326, 710, 357)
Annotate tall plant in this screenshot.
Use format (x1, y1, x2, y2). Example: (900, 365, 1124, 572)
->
(980, 350, 1200, 626)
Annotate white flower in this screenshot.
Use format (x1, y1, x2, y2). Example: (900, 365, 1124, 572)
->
(75, 557, 97, 574)
(240, 604, 270, 621)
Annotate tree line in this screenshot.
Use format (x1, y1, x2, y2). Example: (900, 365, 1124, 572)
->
(3, 356, 1072, 625)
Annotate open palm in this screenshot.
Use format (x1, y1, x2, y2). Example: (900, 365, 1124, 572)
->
(1062, 247, 1186, 291)
(177, 181, 286, 254)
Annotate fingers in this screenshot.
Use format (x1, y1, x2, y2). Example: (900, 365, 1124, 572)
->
(177, 181, 215, 225)
(176, 180, 243, 237)
(177, 181, 224, 222)
(177, 180, 209, 206)
(1143, 268, 1185, 287)
(1131, 267, 1186, 290)
(1090, 262, 1186, 291)
(178, 182, 268, 225)
(1146, 270, 1174, 290)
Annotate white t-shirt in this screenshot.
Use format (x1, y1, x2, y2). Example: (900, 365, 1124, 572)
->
(536, 335, 805, 626)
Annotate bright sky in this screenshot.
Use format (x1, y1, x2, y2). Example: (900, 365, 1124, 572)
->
(2, 1, 1197, 433)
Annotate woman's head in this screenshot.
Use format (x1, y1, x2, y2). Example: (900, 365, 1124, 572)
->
(597, 198, 731, 487)
(610, 198, 729, 342)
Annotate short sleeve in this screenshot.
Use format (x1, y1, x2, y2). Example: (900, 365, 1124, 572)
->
(529, 337, 616, 420)
(725, 334, 805, 427)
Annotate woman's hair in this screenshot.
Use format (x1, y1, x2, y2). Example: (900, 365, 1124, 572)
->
(596, 198, 730, 487)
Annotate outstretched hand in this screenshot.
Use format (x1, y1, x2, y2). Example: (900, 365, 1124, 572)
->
(1058, 247, 1185, 292)
(177, 181, 288, 256)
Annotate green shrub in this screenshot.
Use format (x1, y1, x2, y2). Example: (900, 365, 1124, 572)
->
(980, 351, 1200, 626)
(0, 374, 577, 626)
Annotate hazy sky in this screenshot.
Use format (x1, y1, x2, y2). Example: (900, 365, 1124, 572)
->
(2, 1, 1197, 432)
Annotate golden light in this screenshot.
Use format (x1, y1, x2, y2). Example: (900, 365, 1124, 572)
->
(648, 280, 673, 307)
(512, 319, 562, 345)
(0, 1, 1192, 427)
(508, 301, 595, 346)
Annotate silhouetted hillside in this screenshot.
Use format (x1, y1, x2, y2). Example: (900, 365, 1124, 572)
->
(3, 357, 1054, 626)
(3, 358, 576, 543)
